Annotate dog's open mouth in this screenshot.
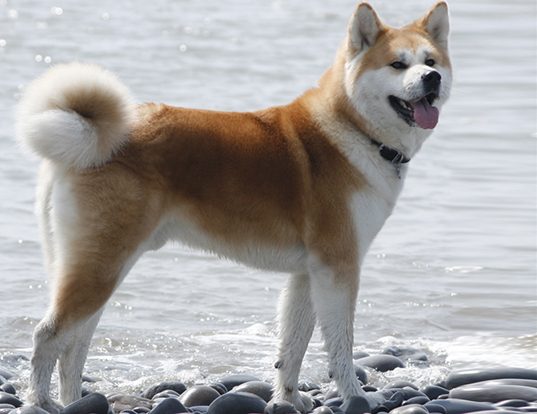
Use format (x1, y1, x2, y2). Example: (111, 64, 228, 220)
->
(389, 93, 439, 129)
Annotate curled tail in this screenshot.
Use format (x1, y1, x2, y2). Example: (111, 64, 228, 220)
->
(16, 62, 135, 170)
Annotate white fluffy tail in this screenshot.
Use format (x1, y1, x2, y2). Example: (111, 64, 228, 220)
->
(16, 62, 135, 171)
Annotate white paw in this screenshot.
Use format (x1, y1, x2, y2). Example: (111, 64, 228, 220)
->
(269, 391, 313, 413)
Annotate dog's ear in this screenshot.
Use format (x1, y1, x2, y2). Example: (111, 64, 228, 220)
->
(347, 2, 385, 55)
(417, 1, 450, 50)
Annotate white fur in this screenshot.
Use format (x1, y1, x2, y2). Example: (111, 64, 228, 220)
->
(16, 62, 135, 171)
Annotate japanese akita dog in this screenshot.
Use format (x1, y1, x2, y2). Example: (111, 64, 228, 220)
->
(16, 2, 451, 413)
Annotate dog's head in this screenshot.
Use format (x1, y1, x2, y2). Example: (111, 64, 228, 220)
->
(341, 1, 452, 151)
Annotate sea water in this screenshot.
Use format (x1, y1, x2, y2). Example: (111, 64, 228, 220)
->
(0, 0, 535, 397)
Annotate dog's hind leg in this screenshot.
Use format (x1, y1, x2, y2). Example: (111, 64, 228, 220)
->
(28, 174, 161, 413)
(58, 308, 104, 406)
(272, 273, 316, 412)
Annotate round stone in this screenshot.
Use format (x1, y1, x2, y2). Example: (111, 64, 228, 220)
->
(424, 398, 496, 414)
(179, 385, 221, 407)
(384, 381, 419, 390)
(382, 346, 428, 362)
(403, 396, 430, 405)
(207, 391, 267, 414)
(233, 381, 274, 402)
(354, 364, 369, 384)
(142, 381, 187, 399)
(62, 392, 109, 414)
(0, 392, 21, 407)
(150, 397, 189, 414)
(313, 407, 336, 414)
(420, 385, 449, 400)
(218, 374, 261, 391)
(108, 394, 152, 412)
(6, 407, 51, 414)
(445, 368, 537, 390)
(449, 383, 537, 403)
(340, 395, 371, 414)
(390, 404, 430, 414)
(355, 355, 405, 372)
(0, 383, 16, 395)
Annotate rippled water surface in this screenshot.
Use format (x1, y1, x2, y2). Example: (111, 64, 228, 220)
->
(0, 0, 535, 397)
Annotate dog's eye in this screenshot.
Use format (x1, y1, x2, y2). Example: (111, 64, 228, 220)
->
(425, 58, 435, 67)
(390, 61, 407, 70)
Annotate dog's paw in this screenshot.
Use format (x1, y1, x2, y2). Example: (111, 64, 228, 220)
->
(269, 391, 313, 414)
(33, 399, 64, 414)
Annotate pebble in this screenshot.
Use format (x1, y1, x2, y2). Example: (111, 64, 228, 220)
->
(449, 383, 537, 403)
(109, 394, 152, 412)
(178, 384, 221, 407)
(206, 391, 267, 414)
(142, 381, 187, 399)
(421, 385, 450, 400)
(218, 374, 261, 391)
(233, 380, 274, 402)
(0, 370, 13, 381)
(446, 367, 537, 389)
(6, 407, 50, 414)
(390, 404, 429, 414)
(149, 397, 188, 414)
(340, 395, 371, 414)
(424, 398, 497, 414)
(0, 392, 22, 407)
(355, 355, 405, 372)
(62, 392, 109, 414)
(382, 346, 428, 362)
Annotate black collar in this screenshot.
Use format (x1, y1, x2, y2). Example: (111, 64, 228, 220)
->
(368, 137, 410, 179)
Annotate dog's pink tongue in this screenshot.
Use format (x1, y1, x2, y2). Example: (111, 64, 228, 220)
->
(410, 98, 439, 129)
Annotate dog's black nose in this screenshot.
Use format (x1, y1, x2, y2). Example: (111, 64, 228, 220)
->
(422, 71, 442, 91)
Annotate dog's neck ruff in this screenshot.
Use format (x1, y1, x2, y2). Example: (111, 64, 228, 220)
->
(368, 137, 410, 179)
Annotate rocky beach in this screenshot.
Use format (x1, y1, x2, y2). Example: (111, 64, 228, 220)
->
(1, 347, 536, 414)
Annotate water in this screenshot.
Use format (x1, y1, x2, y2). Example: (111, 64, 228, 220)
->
(0, 0, 535, 398)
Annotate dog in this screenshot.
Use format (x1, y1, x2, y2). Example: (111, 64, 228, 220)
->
(16, 2, 451, 413)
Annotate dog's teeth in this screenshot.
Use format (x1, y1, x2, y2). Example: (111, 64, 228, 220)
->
(398, 99, 412, 111)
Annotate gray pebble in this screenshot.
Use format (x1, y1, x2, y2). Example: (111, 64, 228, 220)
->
(7, 407, 51, 414)
(62, 392, 109, 414)
(149, 397, 188, 414)
(313, 407, 335, 414)
(108, 394, 152, 412)
(0, 392, 21, 408)
(0, 384, 15, 395)
(384, 381, 418, 390)
(353, 351, 370, 360)
(355, 355, 405, 372)
(207, 391, 266, 414)
(424, 398, 496, 414)
(178, 385, 220, 407)
(420, 385, 449, 400)
(340, 395, 371, 414)
(390, 404, 429, 414)
(218, 374, 261, 391)
(233, 381, 274, 402)
(449, 383, 537, 403)
(382, 346, 428, 362)
(446, 368, 537, 390)
(0, 371, 13, 381)
(142, 382, 186, 400)
(403, 396, 430, 405)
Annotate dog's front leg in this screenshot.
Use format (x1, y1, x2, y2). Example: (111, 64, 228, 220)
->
(308, 259, 369, 405)
(271, 273, 316, 413)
